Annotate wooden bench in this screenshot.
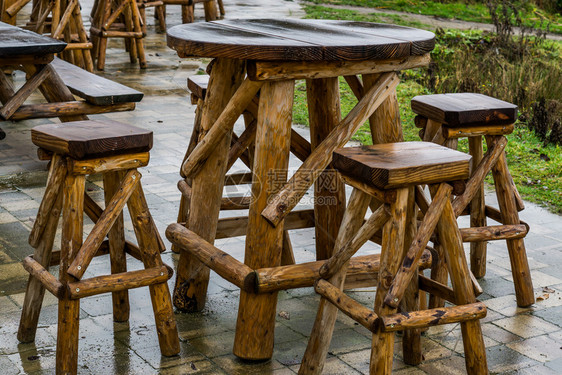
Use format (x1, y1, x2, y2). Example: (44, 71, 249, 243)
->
(3, 58, 143, 122)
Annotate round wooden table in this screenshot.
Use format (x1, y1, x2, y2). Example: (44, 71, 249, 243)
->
(167, 18, 435, 361)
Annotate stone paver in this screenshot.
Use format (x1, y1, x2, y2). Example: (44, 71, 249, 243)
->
(1, 0, 562, 374)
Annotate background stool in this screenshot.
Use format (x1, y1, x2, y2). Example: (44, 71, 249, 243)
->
(17, 120, 180, 374)
(299, 141, 488, 375)
(91, 0, 146, 70)
(412, 93, 534, 307)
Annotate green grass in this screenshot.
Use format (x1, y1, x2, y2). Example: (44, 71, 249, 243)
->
(303, 0, 562, 34)
(303, 5, 431, 29)
(297, 4, 562, 213)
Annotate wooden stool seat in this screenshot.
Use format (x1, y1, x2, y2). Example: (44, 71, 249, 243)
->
(411, 93, 517, 127)
(31, 119, 152, 160)
(300, 141, 488, 374)
(19, 119, 179, 374)
(411, 93, 534, 308)
(332, 141, 471, 189)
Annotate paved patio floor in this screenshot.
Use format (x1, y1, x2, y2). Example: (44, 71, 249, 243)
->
(0, 1, 561, 374)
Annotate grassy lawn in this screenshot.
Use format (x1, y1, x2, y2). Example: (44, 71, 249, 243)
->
(294, 5, 562, 213)
(302, 0, 562, 34)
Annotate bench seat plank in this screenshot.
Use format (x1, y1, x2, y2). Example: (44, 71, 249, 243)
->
(51, 58, 144, 106)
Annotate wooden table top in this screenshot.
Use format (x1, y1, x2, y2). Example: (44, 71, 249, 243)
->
(167, 18, 435, 61)
(0, 21, 66, 57)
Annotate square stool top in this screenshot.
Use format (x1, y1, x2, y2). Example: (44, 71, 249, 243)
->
(332, 141, 471, 189)
(411, 93, 517, 127)
(31, 120, 153, 160)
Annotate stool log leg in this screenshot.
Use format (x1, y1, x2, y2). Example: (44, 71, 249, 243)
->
(103, 171, 130, 322)
(469, 136, 487, 278)
(370, 188, 408, 374)
(306, 77, 345, 261)
(401, 186, 422, 365)
(488, 137, 534, 307)
(127, 178, 180, 356)
(173, 58, 245, 312)
(436, 199, 488, 374)
(299, 188, 371, 375)
(233, 79, 294, 360)
(56, 173, 85, 375)
(18, 156, 65, 343)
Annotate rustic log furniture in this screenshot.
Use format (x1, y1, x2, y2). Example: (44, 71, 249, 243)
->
(165, 18, 435, 360)
(298, 141, 488, 375)
(412, 93, 534, 307)
(17, 120, 180, 374)
(0, 25, 142, 134)
(26, 0, 94, 71)
(90, 0, 146, 70)
(0, 21, 87, 136)
(152, 0, 224, 29)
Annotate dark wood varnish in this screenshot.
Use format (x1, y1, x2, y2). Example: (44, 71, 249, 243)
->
(31, 120, 153, 159)
(0, 22, 66, 57)
(411, 93, 518, 127)
(167, 18, 435, 61)
(51, 58, 144, 105)
(332, 141, 471, 189)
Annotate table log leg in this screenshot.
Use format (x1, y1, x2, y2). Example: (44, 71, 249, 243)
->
(233, 79, 294, 360)
(306, 77, 345, 260)
(56, 172, 84, 375)
(103, 170, 130, 322)
(173, 58, 245, 312)
(488, 137, 534, 307)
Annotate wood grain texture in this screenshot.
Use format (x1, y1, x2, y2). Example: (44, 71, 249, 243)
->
(299, 188, 371, 375)
(173, 58, 245, 313)
(489, 138, 534, 307)
(0, 24, 66, 56)
(233, 79, 294, 360)
(51, 57, 143, 105)
(332, 142, 471, 190)
(306, 77, 345, 261)
(262, 72, 399, 227)
(167, 19, 434, 61)
(412, 93, 517, 127)
(31, 120, 152, 159)
(468, 136, 487, 278)
(18, 156, 64, 343)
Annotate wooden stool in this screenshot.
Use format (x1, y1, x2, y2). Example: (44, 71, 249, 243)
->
(412, 93, 534, 307)
(90, 0, 146, 70)
(299, 141, 488, 375)
(17, 120, 180, 374)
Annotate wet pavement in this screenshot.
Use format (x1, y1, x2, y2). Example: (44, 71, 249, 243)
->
(0, 1, 561, 374)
